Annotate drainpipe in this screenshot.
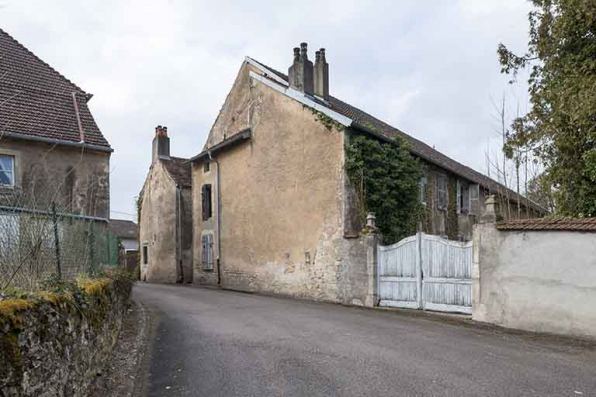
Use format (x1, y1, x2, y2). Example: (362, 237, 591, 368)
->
(207, 150, 222, 286)
(176, 185, 184, 283)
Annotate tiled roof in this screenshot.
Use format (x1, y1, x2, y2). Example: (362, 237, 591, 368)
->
(108, 219, 137, 239)
(163, 156, 192, 187)
(250, 58, 546, 214)
(497, 217, 596, 232)
(0, 28, 111, 149)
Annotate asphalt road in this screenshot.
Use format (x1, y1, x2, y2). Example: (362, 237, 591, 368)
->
(134, 283, 595, 397)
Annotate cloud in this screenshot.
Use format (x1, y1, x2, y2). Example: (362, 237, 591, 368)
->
(0, 0, 533, 220)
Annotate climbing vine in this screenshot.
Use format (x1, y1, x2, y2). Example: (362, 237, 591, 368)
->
(445, 178, 459, 240)
(304, 105, 344, 132)
(345, 134, 423, 244)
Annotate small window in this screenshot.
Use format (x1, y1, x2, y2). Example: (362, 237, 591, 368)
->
(201, 184, 212, 221)
(436, 174, 448, 210)
(419, 176, 428, 205)
(142, 243, 149, 265)
(203, 161, 210, 173)
(0, 155, 15, 186)
(201, 234, 214, 270)
(457, 181, 471, 214)
(470, 184, 479, 199)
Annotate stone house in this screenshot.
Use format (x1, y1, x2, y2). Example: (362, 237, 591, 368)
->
(187, 43, 545, 304)
(138, 126, 193, 283)
(0, 28, 112, 218)
(139, 43, 544, 301)
(0, 27, 112, 269)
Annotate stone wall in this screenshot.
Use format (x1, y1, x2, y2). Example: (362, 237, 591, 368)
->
(0, 279, 131, 396)
(139, 162, 177, 283)
(472, 220, 596, 339)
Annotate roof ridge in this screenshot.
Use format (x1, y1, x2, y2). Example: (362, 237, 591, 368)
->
(248, 57, 546, 214)
(0, 28, 87, 95)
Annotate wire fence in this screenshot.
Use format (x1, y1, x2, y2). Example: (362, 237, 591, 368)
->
(0, 201, 121, 291)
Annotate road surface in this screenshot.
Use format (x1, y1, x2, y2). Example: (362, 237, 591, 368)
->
(134, 283, 595, 397)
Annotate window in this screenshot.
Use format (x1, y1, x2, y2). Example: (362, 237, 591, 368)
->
(203, 161, 210, 173)
(419, 176, 428, 205)
(201, 184, 212, 221)
(142, 243, 149, 265)
(470, 184, 479, 199)
(436, 174, 448, 210)
(201, 234, 214, 270)
(457, 181, 470, 214)
(0, 155, 15, 186)
(469, 184, 480, 214)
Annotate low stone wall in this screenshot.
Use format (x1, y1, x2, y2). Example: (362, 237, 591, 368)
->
(0, 279, 132, 397)
(472, 221, 596, 339)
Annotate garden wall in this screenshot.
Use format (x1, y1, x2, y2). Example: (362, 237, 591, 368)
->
(0, 279, 131, 397)
(472, 214, 596, 339)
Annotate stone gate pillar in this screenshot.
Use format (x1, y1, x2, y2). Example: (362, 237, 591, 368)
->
(364, 213, 380, 307)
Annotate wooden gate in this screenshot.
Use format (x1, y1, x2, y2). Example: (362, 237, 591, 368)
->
(378, 233, 472, 314)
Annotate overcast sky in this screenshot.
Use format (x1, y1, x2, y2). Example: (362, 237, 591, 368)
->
(0, 0, 533, 221)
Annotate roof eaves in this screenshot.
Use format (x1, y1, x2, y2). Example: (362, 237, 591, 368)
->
(2, 131, 113, 153)
(190, 128, 252, 162)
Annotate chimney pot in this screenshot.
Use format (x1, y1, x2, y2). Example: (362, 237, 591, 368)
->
(288, 42, 314, 95)
(314, 47, 329, 100)
(152, 124, 170, 162)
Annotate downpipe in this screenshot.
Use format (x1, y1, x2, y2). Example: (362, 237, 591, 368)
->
(207, 150, 222, 286)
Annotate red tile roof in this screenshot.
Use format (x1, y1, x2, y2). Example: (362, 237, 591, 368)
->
(497, 217, 596, 232)
(0, 28, 111, 149)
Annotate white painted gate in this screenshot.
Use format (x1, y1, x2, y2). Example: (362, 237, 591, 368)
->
(378, 233, 472, 314)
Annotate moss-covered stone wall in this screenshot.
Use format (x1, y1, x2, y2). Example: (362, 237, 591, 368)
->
(0, 279, 131, 397)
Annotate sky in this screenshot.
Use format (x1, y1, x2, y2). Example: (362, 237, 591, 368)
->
(0, 0, 533, 221)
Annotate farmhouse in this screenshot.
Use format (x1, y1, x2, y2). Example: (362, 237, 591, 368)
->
(139, 44, 544, 303)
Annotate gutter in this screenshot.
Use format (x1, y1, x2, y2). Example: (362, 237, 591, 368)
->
(1, 131, 113, 153)
(0, 205, 109, 222)
(190, 128, 252, 163)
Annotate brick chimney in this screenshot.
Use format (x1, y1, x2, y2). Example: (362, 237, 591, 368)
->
(152, 125, 170, 163)
(288, 43, 314, 95)
(314, 48, 329, 100)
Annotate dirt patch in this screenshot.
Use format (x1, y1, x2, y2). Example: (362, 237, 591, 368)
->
(88, 299, 151, 397)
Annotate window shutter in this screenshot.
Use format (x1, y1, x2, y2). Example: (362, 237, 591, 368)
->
(201, 235, 207, 267)
(206, 185, 212, 219)
(207, 234, 214, 270)
(201, 185, 207, 221)
(201, 184, 212, 221)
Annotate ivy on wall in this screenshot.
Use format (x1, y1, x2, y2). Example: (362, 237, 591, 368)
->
(345, 134, 423, 244)
(445, 177, 459, 240)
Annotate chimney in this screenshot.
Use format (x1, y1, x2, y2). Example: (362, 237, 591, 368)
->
(314, 48, 329, 100)
(288, 43, 314, 95)
(152, 125, 170, 163)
